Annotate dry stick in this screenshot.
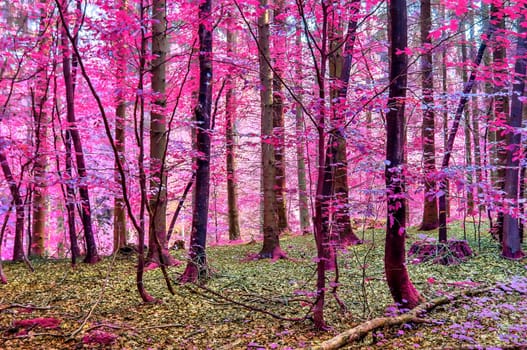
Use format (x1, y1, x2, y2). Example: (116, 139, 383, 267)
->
(67, 250, 120, 341)
(312, 286, 494, 350)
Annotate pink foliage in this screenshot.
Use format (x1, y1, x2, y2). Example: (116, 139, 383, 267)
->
(82, 330, 119, 346)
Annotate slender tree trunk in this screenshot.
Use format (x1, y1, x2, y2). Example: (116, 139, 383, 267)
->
(295, 23, 310, 235)
(385, 0, 422, 309)
(113, 0, 127, 253)
(272, 0, 288, 234)
(60, 8, 99, 263)
(461, 23, 474, 216)
(501, 15, 526, 260)
(327, 0, 362, 245)
(441, 5, 450, 218)
(226, 27, 241, 241)
(418, 0, 438, 231)
(147, 0, 174, 266)
(258, 0, 283, 259)
(31, 2, 51, 257)
(180, 0, 213, 282)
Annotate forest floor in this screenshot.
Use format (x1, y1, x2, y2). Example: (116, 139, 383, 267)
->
(1, 224, 527, 349)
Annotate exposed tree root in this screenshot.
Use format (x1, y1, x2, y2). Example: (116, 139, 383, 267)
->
(312, 286, 493, 350)
(408, 239, 473, 265)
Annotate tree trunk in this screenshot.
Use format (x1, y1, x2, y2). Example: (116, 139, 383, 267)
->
(258, 0, 283, 259)
(31, 2, 51, 257)
(226, 27, 241, 241)
(501, 15, 526, 260)
(0, 151, 25, 262)
(490, 7, 508, 241)
(113, 0, 127, 253)
(180, 0, 213, 282)
(272, 0, 288, 234)
(385, 0, 422, 309)
(418, 0, 438, 231)
(61, 11, 99, 264)
(147, 0, 174, 266)
(327, 0, 362, 245)
(294, 23, 310, 235)
(461, 23, 474, 216)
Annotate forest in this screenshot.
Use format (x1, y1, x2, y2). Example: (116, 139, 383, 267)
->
(0, 0, 527, 348)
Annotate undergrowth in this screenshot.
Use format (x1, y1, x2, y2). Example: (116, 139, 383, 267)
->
(0, 223, 526, 349)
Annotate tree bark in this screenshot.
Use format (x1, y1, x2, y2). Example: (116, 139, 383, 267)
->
(113, 0, 128, 253)
(226, 27, 241, 241)
(418, 0, 438, 231)
(327, 0, 362, 245)
(180, 0, 213, 282)
(60, 8, 99, 264)
(147, 0, 174, 266)
(501, 14, 526, 260)
(272, 0, 288, 234)
(31, 1, 51, 257)
(295, 23, 310, 235)
(258, 0, 283, 259)
(385, 0, 422, 309)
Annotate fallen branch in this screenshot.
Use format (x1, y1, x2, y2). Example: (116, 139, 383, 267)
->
(312, 287, 493, 350)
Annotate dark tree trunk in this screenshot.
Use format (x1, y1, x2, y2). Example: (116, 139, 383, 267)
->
(501, 15, 526, 260)
(385, 0, 422, 309)
(61, 16, 99, 264)
(180, 0, 213, 282)
(418, 0, 438, 231)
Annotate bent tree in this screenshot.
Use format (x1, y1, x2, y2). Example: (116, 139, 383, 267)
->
(384, 0, 422, 309)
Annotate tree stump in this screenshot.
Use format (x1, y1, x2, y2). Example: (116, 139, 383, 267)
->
(408, 239, 473, 265)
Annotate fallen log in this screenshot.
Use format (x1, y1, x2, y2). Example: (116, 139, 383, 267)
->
(311, 287, 493, 350)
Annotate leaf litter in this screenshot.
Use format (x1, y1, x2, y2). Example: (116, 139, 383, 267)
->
(0, 226, 526, 349)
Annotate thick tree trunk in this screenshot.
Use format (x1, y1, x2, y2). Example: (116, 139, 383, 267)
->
(180, 0, 213, 282)
(418, 0, 438, 231)
(272, 0, 288, 234)
(258, 0, 283, 259)
(147, 0, 174, 266)
(501, 16, 526, 260)
(225, 27, 241, 241)
(295, 25, 310, 235)
(61, 15, 99, 264)
(385, 0, 422, 309)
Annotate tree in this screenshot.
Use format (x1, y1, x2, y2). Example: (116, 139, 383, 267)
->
(272, 0, 289, 234)
(60, 1, 99, 264)
(113, 0, 128, 253)
(501, 13, 527, 260)
(147, 0, 174, 266)
(225, 24, 241, 241)
(384, 0, 422, 309)
(418, 0, 438, 231)
(258, 0, 284, 259)
(180, 0, 213, 282)
(30, 0, 51, 257)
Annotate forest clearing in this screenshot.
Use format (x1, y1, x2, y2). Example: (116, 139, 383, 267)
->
(1, 228, 526, 349)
